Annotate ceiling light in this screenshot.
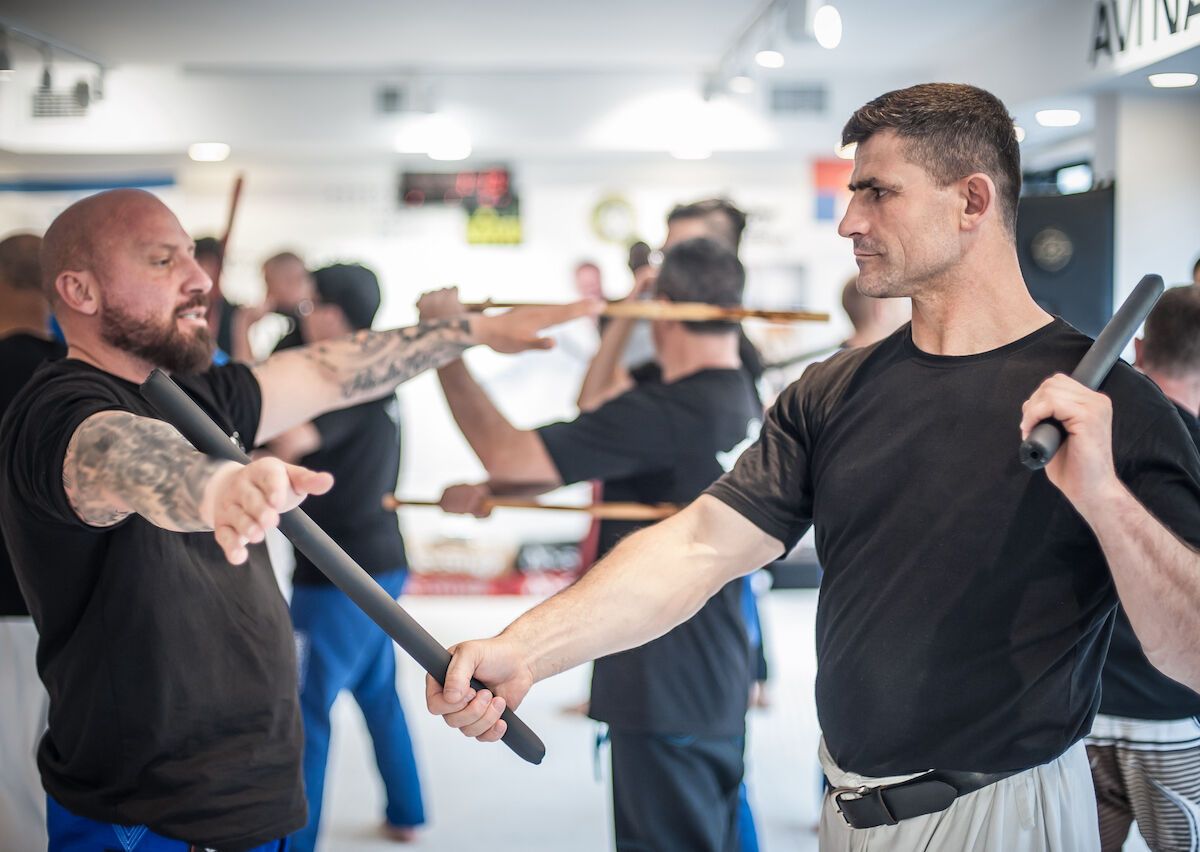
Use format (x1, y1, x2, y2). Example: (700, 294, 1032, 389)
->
(188, 142, 231, 162)
(1035, 109, 1081, 128)
(836, 142, 856, 160)
(1148, 72, 1198, 88)
(428, 140, 472, 161)
(755, 49, 785, 69)
(813, 5, 843, 50)
(728, 75, 755, 95)
(1014, 125, 1026, 143)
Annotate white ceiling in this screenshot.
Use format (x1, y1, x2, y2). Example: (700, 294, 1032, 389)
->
(2, 0, 1033, 74)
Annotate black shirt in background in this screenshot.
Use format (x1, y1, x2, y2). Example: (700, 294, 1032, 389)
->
(292, 395, 408, 585)
(0, 332, 66, 617)
(707, 319, 1200, 775)
(0, 360, 305, 850)
(538, 368, 762, 737)
(1100, 402, 1200, 720)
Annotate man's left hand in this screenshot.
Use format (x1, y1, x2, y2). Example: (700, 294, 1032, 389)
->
(1020, 373, 1123, 514)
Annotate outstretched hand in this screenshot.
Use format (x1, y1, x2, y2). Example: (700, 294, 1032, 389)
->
(440, 482, 494, 518)
(472, 299, 604, 354)
(201, 457, 334, 564)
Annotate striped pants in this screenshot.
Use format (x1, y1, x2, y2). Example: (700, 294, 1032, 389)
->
(1087, 715, 1200, 852)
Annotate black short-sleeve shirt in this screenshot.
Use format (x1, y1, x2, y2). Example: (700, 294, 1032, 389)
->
(538, 368, 762, 736)
(1100, 402, 1200, 720)
(706, 319, 1200, 775)
(0, 332, 66, 616)
(0, 359, 305, 850)
(292, 396, 408, 585)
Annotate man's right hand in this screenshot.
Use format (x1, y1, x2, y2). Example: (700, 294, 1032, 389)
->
(426, 636, 535, 743)
(200, 457, 334, 564)
(439, 482, 494, 517)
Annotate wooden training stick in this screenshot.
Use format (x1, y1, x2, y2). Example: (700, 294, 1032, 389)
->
(383, 494, 680, 522)
(464, 300, 829, 325)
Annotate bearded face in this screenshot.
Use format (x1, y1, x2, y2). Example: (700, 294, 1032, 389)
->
(99, 291, 215, 373)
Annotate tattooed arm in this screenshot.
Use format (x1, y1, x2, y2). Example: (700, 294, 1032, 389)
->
(64, 411, 332, 563)
(253, 301, 600, 443)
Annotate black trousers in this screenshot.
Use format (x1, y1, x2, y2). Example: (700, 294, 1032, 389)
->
(609, 728, 744, 852)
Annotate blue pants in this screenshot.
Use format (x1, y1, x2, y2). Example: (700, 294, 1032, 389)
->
(290, 570, 424, 852)
(739, 576, 762, 852)
(46, 796, 289, 851)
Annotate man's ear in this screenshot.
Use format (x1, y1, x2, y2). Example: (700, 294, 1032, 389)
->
(56, 270, 101, 316)
(960, 172, 997, 233)
(1133, 336, 1144, 369)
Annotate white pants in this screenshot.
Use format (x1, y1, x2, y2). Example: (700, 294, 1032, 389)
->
(818, 738, 1101, 851)
(0, 618, 48, 852)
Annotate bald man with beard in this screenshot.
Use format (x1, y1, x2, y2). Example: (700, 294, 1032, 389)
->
(0, 189, 595, 852)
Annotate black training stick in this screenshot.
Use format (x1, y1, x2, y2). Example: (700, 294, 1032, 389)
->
(1020, 274, 1165, 470)
(140, 369, 546, 765)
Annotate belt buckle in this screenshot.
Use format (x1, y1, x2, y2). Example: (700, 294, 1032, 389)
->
(831, 784, 871, 827)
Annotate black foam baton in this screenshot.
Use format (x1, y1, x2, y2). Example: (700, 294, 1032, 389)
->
(1019, 274, 1165, 470)
(140, 369, 546, 765)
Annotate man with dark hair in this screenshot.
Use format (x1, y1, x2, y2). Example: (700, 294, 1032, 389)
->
(264, 263, 426, 851)
(427, 83, 1200, 852)
(577, 197, 759, 412)
(0, 231, 61, 852)
(1087, 284, 1200, 852)
(667, 198, 748, 251)
(429, 237, 761, 852)
(0, 188, 593, 851)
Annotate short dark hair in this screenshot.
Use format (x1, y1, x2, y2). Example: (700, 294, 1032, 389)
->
(194, 236, 222, 262)
(0, 233, 43, 292)
(842, 83, 1022, 236)
(667, 198, 747, 252)
(1192, 255, 1199, 281)
(1141, 284, 1200, 379)
(654, 237, 744, 334)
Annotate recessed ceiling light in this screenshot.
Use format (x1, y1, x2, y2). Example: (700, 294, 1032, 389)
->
(755, 49, 785, 69)
(836, 142, 856, 160)
(728, 75, 755, 95)
(1014, 125, 1026, 143)
(188, 142, 231, 162)
(813, 5, 843, 50)
(1035, 109, 1081, 128)
(1148, 72, 1198, 88)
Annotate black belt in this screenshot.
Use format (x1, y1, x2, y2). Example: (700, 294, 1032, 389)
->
(829, 767, 1020, 829)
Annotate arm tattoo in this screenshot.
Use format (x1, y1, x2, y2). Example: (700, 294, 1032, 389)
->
(299, 318, 473, 400)
(64, 412, 226, 531)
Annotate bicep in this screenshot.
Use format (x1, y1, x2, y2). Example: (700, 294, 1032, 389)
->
(252, 350, 341, 443)
(63, 412, 141, 527)
(686, 495, 787, 580)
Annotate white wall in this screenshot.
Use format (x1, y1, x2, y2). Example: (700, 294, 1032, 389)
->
(1111, 91, 1200, 300)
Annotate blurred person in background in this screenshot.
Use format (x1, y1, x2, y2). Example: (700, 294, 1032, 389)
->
(0, 231, 61, 852)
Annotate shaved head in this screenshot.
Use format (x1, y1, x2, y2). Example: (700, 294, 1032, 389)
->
(40, 189, 174, 303)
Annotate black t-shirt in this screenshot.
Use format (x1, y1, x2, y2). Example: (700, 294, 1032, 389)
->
(707, 319, 1200, 775)
(0, 359, 305, 850)
(1100, 402, 1200, 720)
(292, 395, 407, 585)
(538, 368, 762, 736)
(0, 332, 66, 617)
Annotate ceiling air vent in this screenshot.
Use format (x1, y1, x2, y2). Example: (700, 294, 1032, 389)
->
(769, 84, 827, 115)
